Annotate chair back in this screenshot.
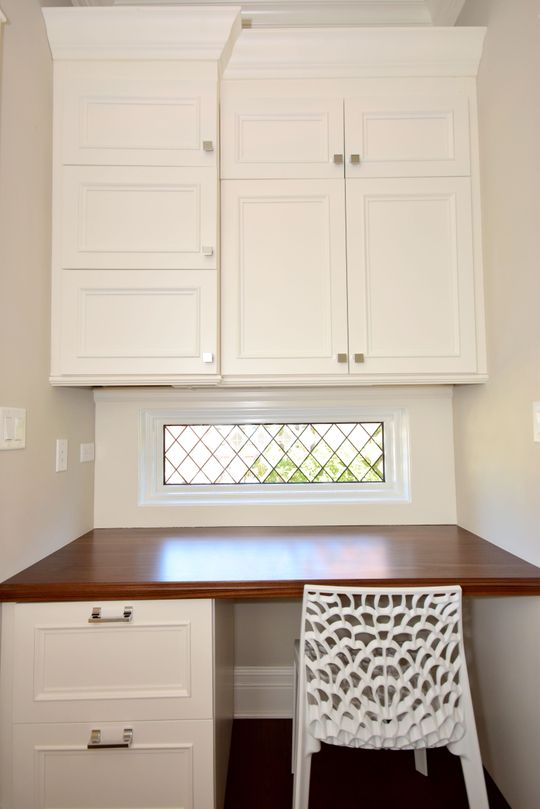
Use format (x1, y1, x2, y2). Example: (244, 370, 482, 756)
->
(299, 585, 468, 750)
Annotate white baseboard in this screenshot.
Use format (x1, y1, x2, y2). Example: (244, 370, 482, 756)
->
(234, 665, 295, 718)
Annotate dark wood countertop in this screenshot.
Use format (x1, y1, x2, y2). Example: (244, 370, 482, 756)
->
(1, 525, 540, 601)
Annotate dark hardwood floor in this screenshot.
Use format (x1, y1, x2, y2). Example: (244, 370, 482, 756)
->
(224, 719, 511, 809)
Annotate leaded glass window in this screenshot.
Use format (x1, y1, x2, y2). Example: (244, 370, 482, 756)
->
(163, 422, 384, 485)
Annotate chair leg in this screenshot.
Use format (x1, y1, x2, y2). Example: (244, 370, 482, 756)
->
(414, 748, 428, 776)
(448, 730, 490, 809)
(293, 745, 313, 809)
(292, 646, 298, 774)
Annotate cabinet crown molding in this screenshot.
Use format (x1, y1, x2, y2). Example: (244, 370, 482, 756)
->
(77, 1, 467, 29)
(223, 26, 486, 79)
(42, 6, 242, 61)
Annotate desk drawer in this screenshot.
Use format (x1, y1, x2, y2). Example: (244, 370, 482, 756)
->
(12, 719, 214, 809)
(12, 600, 213, 723)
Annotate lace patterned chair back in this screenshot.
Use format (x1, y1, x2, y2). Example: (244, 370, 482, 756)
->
(292, 585, 489, 809)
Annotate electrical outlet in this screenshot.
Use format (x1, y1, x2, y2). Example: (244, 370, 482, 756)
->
(80, 442, 95, 463)
(55, 439, 68, 472)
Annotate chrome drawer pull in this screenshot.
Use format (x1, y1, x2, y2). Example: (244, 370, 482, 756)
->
(88, 606, 133, 623)
(88, 728, 133, 749)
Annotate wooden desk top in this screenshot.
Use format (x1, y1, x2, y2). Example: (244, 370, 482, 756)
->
(1, 525, 540, 601)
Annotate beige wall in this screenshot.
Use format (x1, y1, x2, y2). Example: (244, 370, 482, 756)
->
(455, 1, 540, 808)
(0, 0, 94, 582)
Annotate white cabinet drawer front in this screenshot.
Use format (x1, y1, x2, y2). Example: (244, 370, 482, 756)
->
(55, 270, 218, 377)
(60, 167, 217, 269)
(345, 94, 470, 177)
(221, 180, 349, 377)
(346, 177, 478, 375)
(12, 600, 213, 722)
(13, 720, 213, 809)
(58, 64, 217, 166)
(221, 96, 344, 178)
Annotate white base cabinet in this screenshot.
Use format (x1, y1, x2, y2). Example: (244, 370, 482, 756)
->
(13, 720, 213, 809)
(1, 599, 234, 809)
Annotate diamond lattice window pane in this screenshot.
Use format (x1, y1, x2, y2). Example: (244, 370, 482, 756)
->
(164, 422, 384, 485)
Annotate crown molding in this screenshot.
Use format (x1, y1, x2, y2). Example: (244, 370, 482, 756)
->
(42, 6, 242, 61)
(71, 1, 467, 28)
(223, 26, 487, 79)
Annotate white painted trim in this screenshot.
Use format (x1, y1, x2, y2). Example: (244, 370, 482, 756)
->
(234, 666, 294, 718)
(113, 0, 431, 28)
(79, 1, 468, 28)
(50, 373, 488, 387)
(94, 384, 453, 402)
(125, 386, 421, 509)
(42, 6, 242, 62)
(139, 401, 410, 508)
(223, 26, 487, 79)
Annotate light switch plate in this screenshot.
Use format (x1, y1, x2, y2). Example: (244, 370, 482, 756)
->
(0, 407, 26, 450)
(533, 402, 540, 443)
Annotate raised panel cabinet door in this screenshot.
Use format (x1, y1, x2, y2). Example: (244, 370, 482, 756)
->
(345, 92, 470, 177)
(60, 166, 217, 270)
(52, 270, 218, 382)
(220, 95, 344, 178)
(221, 179, 349, 378)
(12, 720, 214, 809)
(346, 177, 478, 377)
(57, 62, 218, 167)
(12, 600, 214, 723)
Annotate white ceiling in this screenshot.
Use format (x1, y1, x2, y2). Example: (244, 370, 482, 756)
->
(55, 1, 467, 27)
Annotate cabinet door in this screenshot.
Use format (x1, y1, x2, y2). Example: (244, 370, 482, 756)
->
(221, 180, 349, 378)
(13, 720, 214, 809)
(345, 92, 470, 177)
(57, 62, 217, 167)
(12, 600, 213, 722)
(60, 166, 217, 270)
(221, 95, 344, 178)
(52, 270, 218, 382)
(346, 178, 478, 377)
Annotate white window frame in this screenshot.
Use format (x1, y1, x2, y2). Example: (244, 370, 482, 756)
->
(139, 389, 410, 507)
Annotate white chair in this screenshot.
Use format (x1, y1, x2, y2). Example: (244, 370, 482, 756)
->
(292, 584, 489, 809)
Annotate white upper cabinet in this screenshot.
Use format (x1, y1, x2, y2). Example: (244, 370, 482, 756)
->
(219, 70, 486, 383)
(58, 63, 218, 167)
(44, 15, 487, 386)
(60, 166, 217, 271)
(53, 270, 218, 380)
(221, 179, 349, 377)
(221, 84, 344, 178)
(221, 80, 471, 179)
(346, 177, 478, 375)
(44, 5, 240, 386)
(344, 91, 471, 177)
